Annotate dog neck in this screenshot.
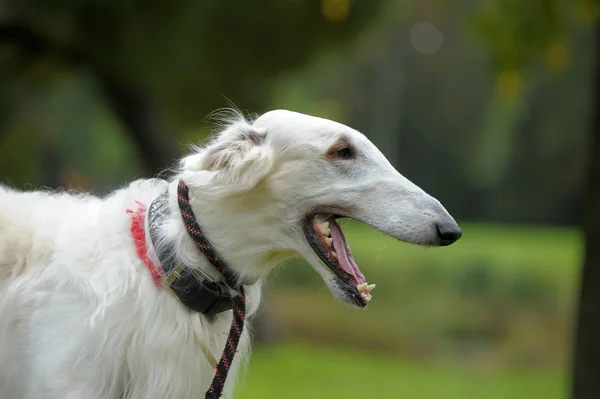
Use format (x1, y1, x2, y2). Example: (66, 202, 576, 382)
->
(139, 179, 270, 317)
(143, 180, 253, 395)
(158, 179, 293, 283)
(143, 185, 242, 315)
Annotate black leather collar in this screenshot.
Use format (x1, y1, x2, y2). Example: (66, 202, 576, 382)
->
(147, 190, 236, 316)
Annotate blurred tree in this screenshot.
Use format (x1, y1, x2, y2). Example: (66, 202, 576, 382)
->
(474, 0, 600, 397)
(576, 29, 600, 396)
(270, 0, 592, 226)
(0, 0, 383, 345)
(0, 0, 381, 174)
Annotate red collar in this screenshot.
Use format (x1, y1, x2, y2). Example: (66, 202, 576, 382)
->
(128, 202, 162, 285)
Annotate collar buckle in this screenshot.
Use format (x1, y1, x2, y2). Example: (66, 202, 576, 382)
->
(161, 262, 185, 297)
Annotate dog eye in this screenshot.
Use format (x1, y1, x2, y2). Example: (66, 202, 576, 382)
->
(334, 147, 353, 159)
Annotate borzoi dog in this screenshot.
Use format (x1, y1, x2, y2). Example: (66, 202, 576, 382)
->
(0, 110, 461, 399)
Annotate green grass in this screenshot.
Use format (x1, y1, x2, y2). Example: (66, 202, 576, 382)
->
(249, 222, 578, 397)
(237, 343, 567, 399)
(263, 222, 579, 369)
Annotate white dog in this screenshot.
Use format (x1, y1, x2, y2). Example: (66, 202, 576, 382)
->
(0, 109, 461, 399)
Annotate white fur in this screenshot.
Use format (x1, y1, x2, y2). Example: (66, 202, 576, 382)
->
(0, 109, 458, 398)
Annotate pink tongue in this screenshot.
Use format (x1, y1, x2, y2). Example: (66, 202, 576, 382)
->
(329, 220, 366, 285)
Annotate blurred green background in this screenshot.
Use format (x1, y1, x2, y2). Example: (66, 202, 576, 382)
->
(1, 0, 598, 397)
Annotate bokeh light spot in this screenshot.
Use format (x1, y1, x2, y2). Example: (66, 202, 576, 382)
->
(321, 0, 350, 23)
(576, 0, 599, 23)
(545, 41, 569, 71)
(496, 70, 522, 101)
(410, 21, 444, 55)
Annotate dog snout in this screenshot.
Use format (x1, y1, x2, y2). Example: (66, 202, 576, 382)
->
(435, 221, 462, 246)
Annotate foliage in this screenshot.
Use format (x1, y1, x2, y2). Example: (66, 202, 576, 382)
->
(0, 0, 381, 126)
(269, 0, 593, 225)
(0, 0, 593, 225)
(0, 0, 382, 179)
(472, 0, 597, 73)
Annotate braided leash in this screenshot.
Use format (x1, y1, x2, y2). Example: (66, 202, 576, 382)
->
(177, 180, 246, 399)
(205, 289, 246, 399)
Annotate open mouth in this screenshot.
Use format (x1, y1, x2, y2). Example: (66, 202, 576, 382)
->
(303, 214, 375, 307)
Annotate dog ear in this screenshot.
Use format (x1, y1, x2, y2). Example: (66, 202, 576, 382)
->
(182, 124, 273, 191)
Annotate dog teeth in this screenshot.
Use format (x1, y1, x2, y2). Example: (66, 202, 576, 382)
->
(331, 252, 338, 260)
(317, 222, 331, 236)
(315, 215, 328, 223)
(360, 292, 372, 302)
(366, 284, 376, 292)
(324, 237, 333, 247)
(357, 282, 368, 292)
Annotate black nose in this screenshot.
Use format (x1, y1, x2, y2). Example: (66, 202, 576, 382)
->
(436, 222, 462, 246)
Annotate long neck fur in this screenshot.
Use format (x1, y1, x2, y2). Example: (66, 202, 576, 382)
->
(152, 178, 276, 318)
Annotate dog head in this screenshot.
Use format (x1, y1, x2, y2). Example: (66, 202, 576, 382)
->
(179, 109, 461, 307)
